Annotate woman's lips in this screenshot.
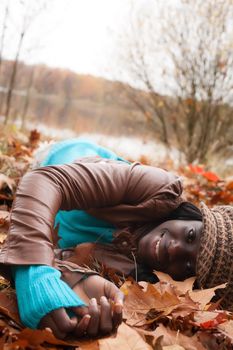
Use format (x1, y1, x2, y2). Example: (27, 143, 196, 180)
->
(152, 234, 169, 269)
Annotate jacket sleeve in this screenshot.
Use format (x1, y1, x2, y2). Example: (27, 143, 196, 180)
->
(0, 159, 131, 266)
(13, 265, 85, 329)
(88, 163, 184, 225)
(0, 159, 183, 266)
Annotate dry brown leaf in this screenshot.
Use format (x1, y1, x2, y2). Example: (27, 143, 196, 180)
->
(194, 310, 227, 326)
(218, 320, 233, 340)
(12, 328, 86, 348)
(122, 277, 201, 327)
(0, 210, 10, 221)
(152, 324, 206, 350)
(170, 293, 199, 318)
(163, 346, 185, 350)
(0, 277, 10, 290)
(0, 318, 21, 334)
(99, 323, 152, 350)
(122, 281, 180, 326)
(0, 233, 7, 244)
(0, 174, 15, 192)
(0, 290, 21, 325)
(78, 340, 99, 350)
(0, 211, 8, 243)
(196, 331, 230, 350)
(155, 271, 195, 295)
(188, 283, 227, 309)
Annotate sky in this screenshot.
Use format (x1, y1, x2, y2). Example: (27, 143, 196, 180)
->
(3, 0, 231, 91)
(1, 0, 135, 79)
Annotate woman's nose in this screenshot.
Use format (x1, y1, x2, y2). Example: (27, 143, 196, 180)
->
(167, 240, 186, 260)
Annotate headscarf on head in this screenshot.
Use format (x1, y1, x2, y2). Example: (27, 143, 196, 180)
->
(196, 203, 233, 311)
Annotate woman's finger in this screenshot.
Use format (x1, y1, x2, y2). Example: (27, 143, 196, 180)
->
(39, 313, 67, 339)
(71, 305, 89, 318)
(50, 308, 77, 334)
(112, 300, 123, 330)
(112, 289, 125, 306)
(99, 296, 112, 334)
(86, 298, 100, 337)
(103, 281, 124, 330)
(104, 280, 124, 304)
(73, 314, 91, 338)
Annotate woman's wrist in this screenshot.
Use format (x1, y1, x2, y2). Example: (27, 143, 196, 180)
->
(14, 265, 86, 328)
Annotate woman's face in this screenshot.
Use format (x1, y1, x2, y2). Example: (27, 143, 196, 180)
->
(137, 220, 203, 281)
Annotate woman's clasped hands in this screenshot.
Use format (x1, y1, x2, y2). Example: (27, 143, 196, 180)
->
(39, 275, 124, 339)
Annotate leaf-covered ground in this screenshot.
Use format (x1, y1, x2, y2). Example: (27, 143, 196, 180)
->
(0, 127, 233, 350)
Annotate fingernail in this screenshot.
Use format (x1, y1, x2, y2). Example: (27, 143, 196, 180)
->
(45, 327, 52, 333)
(90, 298, 97, 305)
(114, 303, 122, 314)
(84, 314, 91, 326)
(100, 296, 107, 303)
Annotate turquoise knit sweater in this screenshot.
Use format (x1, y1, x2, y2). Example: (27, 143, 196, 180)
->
(14, 139, 129, 328)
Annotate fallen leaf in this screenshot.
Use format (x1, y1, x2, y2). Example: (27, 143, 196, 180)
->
(199, 312, 228, 329)
(202, 171, 220, 182)
(226, 180, 233, 190)
(218, 319, 233, 340)
(188, 164, 204, 175)
(0, 233, 7, 244)
(0, 290, 21, 325)
(0, 174, 15, 192)
(197, 330, 231, 350)
(99, 323, 152, 350)
(154, 271, 195, 295)
(0, 211, 10, 221)
(12, 328, 87, 348)
(152, 324, 206, 350)
(122, 281, 180, 326)
(28, 129, 41, 149)
(188, 283, 226, 309)
(163, 346, 185, 350)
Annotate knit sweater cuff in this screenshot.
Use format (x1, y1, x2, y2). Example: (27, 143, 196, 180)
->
(13, 265, 86, 329)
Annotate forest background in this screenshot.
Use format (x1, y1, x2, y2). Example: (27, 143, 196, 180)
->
(0, 0, 233, 175)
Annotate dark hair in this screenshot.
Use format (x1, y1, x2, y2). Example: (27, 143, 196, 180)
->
(166, 201, 202, 222)
(135, 202, 202, 281)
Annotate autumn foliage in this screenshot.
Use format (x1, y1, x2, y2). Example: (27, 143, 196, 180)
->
(0, 129, 233, 349)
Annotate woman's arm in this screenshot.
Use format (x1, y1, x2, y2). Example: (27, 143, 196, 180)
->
(3, 159, 182, 337)
(0, 159, 183, 267)
(1, 160, 131, 266)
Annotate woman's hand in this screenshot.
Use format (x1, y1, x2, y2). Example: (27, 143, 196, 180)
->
(39, 307, 90, 339)
(72, 275, 124, 337)
(39, 275, 124, 339)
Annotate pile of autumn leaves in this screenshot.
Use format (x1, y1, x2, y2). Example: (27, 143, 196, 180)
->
(0, 128, 233, 350)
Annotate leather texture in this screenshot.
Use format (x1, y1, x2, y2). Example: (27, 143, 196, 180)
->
(0, 157, 184, 278)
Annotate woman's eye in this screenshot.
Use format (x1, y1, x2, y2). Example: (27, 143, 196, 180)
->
(186, 228, 196, 243)
(161, 228, 168, 236)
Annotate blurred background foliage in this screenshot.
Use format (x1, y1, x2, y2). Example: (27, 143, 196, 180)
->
(0, 0, 232, 174)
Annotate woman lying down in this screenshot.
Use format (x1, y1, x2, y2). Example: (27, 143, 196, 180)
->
(0, 138, 232, 339)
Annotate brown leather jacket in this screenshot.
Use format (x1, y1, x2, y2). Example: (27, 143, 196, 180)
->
(0, 157, 184, 279)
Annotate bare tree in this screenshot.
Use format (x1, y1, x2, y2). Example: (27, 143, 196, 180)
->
(20, 65, 35, 129)
(0, 1, 9, 75)
(115, 0, 233, 163)
(3, 0, 49, 125)
(0, 1, 10, 113)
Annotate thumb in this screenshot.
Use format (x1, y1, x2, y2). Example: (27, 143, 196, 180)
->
(104, 280, 124, 305)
